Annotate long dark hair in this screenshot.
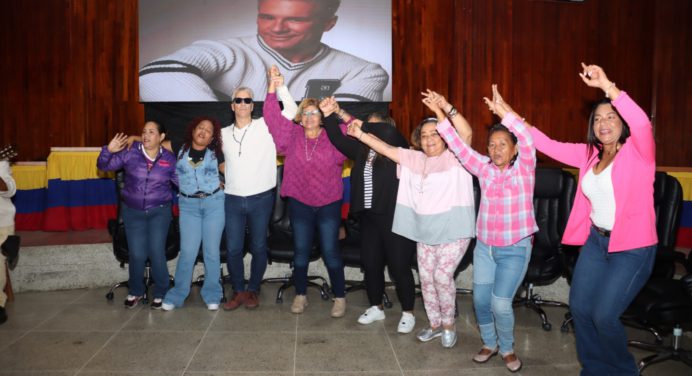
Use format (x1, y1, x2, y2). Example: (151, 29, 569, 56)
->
(487, 123, 519, 167)
(586, 99, 630, 162)
(181, 116, 223, 159)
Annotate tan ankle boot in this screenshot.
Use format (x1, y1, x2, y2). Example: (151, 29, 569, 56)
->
(331, 297, 346, 318)
(291, 295, 308, 314)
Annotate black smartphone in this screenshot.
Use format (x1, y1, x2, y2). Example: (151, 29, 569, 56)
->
(304, 79, 341, 99)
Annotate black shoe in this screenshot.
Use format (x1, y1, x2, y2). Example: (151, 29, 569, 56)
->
(151, 298, 163, 310)
(0, 306, 7, 325)
(124, 295, 143, 308)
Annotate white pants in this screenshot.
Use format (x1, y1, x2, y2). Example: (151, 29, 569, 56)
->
(0, 224, 14, 307)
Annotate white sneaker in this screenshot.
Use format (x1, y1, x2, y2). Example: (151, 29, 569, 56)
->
(358, 306, 385, 324)
(397, 312, 416, 333)
(207, 303, 219, 311)
(161, 302, 175, 311)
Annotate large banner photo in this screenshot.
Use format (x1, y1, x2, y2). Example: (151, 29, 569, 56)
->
(139, 0, 393, 102)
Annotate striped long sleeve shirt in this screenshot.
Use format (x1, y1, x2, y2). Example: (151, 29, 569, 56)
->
(436, 113, 538, 246)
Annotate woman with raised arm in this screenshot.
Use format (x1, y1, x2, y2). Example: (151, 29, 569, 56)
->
(433, 87, 537, 372)
(161, 117, 226, 312)
(529, 63, 657, 375)
(263, 67, 348, 318)
(346, 96, 475, 349)
(321, 98, 417, 333)
(97, 121, 177, 309)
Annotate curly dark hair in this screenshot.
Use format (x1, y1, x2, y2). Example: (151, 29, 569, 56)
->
(181, 116, 223, 159)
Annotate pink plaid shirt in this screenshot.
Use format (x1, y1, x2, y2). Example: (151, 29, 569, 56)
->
(437, 113, 538, 246)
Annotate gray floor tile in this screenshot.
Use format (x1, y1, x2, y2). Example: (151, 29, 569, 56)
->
(0, 330, 26, 351)
(0, 331, 112, 371)
(0, 372, 73, 376)
(36, 302, 139, 332)
(210, 305, 297, 332)
(4, 287, 691, 376)
(184, 373, 293, 376)
(295, 332, 399, 373)
(78, 372, 181, 376)
(185, 331, 295, 373)
(123, 305, 217, 332)
(83, 331, 205, 373)
(0, 302, 68, 331)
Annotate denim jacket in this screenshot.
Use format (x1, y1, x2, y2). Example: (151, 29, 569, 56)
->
(97, 142, 178, 211)
(177, 147, 222, 195)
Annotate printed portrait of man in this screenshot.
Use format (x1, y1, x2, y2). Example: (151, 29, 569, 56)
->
(139, 0, 392, 102)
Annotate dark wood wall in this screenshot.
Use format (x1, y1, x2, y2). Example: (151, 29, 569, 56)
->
(2, 0, 691, 166)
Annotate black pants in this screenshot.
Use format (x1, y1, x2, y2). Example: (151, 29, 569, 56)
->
(359, 210, 416, 311)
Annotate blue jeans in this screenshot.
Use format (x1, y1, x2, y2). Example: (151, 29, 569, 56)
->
(224, 189, 274, 293)
(121, 203, 172, 299)
(288, 198, 345, 297)
(164, 191, 225, 307)
(570, 227, 656, 376)
(473, 237, 532, 355)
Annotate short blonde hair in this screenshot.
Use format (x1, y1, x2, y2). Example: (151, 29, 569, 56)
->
(294, 98, 322, 123)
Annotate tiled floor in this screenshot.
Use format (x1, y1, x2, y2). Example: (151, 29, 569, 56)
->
(0, 285, 690, 375)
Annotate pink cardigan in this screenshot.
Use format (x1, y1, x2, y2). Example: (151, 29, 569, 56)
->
(529, 92, 657, 253)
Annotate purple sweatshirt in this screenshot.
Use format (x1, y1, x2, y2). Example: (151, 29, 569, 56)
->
(97, 142, 178, 211)
(263, 92, 347, 207)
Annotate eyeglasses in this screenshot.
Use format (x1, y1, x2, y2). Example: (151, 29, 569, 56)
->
(233, 98, 253, 104)
(301, 110, 321, 117)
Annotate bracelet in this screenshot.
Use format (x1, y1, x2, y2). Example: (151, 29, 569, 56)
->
(604, 82, 616, 98)
(447, 107, 459, 118)
(338, 109, 346, 119)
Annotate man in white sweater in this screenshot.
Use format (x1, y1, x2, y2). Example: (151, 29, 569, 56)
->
(221, 79, 297, 311)
(139, 0, 388, 102)
(0, 159, 16, 325)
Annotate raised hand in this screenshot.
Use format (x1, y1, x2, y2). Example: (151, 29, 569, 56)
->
(346, 119, 364, 139)
(319, 96, 338, 117)
(107, 133, 129, 153)
(483, 84, 516, 119)
(267, 65, 283, 92)
(578, 62, 614, 92)
(421, 89, 447, 118)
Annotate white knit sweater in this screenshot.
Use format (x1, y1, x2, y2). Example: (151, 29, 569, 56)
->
(140, 35, 389, 102)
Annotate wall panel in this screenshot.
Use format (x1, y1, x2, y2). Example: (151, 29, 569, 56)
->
(1, 0, 690, 166)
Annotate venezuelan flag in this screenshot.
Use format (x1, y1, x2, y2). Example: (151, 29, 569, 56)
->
(12, 163, 47, 231)
(44, 150, 117, 231)
(670, 172, 692, 248)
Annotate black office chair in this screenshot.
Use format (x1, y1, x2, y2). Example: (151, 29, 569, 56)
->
(627, 254, 692, 373)
(261, 165, 330, 303)
(513, 167, 576, 331)
(453, 176, 481, 296)
(340, 212, 393, 308)
(105, 170, 179, 303)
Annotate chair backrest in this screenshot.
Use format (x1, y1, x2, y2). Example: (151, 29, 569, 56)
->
(454, 176, 481, 274)
(533, 168, 577, 252)
(109, 170, 180, 264)
(269, 165, 293, 244)
(653, 171, 683, 251)
(524, 168, 576, 284)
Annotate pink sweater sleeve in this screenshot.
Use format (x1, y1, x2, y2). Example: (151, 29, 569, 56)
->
(611, 92, 655, 162)
(530, 127, 589, 168)
(263, 92, 297, 155)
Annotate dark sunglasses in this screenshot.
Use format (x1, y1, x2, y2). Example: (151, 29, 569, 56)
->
(233, 98, 253, 104)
